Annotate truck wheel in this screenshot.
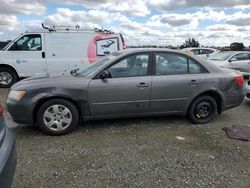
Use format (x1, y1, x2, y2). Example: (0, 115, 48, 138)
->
(189, 95, 217, 124)
(37, 99, 79, 135)
(0, 67, 18, 88)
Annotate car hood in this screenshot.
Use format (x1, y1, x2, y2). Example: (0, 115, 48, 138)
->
(11, 75, 91, 91)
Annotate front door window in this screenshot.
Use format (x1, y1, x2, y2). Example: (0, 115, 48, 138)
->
(108, 54, 149, 78)
(11, 34, 42, 51)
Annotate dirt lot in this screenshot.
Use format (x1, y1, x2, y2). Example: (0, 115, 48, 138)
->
(1, 88, 250, 188)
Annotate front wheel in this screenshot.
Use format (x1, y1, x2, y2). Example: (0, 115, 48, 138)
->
(37, 99, 79, 135)
(189, 95, 218, 124)
(0, 67, 18, 88)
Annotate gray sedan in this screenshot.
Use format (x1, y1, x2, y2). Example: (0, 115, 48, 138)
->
(0, 104, 16, 187)
(7, 49, 245, 135)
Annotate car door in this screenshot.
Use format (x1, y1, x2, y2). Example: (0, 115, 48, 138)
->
(88, 52, 152, 117)
(8, 34, 46, 77)
(229, 53, 250, 73)
(151, 52, 207, 114)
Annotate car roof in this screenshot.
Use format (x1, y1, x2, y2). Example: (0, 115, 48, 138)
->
(121, 48, 187, 55)
(181, 47, 217, 51)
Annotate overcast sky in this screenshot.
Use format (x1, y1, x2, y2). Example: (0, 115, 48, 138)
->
(0, 0, 250, 47)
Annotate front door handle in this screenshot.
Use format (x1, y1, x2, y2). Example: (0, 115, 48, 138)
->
(189, 80, 199, 85)
(42, 52, 45, 58)
(137, 82, 148, 88)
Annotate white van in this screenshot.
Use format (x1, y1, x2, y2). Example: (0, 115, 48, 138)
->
(0, 24, 126, 87)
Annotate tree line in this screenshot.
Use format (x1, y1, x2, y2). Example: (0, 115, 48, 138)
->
(127, 38, 249, 51)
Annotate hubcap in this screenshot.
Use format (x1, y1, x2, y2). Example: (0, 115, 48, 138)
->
(0, 72, 12, 85)
(43, 104, 72, 131)
(195, 101, 212, 119)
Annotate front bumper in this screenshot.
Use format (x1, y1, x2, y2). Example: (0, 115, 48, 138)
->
(6, 98, 34, 125)
(0, 128, 17, 187)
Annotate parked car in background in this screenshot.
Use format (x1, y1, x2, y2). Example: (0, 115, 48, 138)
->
(207, 51, 250, 77)
(181, 47, 219, 58)
(7, 48, 244, 135)
(245, 80, 250, 101)
(0, 104, 17, 187)
(0, 23, 126, 88)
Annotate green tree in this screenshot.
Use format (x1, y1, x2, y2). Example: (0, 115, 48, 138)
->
(230, 42, 244, 51)
(180, 38, 200, 49)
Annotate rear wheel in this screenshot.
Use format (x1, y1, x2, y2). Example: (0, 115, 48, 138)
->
(189, 95, 217, 124)
(37, 99, 79, 135)
(0, 67, 17, 88)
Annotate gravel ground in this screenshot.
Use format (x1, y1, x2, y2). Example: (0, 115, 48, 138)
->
(1, 88, 250, 188)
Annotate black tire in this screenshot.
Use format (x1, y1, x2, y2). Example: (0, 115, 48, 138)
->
(37, 99, 79, 135)
(189, 95, 218, 124)
(0, 67, 18, 88)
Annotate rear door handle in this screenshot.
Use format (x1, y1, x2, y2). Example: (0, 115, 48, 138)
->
(189, 80, 199, 85)
(137, 82, 148, 88)
(42, 52, 45, 58)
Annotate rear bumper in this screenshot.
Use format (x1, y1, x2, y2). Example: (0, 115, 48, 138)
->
(0, 128, 17, 187)
(222, 94, 245, 111)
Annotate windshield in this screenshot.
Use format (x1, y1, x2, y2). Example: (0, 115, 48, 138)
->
(208, 52, 233, 61)
(78, 51, 124, 77)
(78, 57, 111, 77)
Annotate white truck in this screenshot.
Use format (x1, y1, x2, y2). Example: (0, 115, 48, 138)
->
(0, 24, 126, 87)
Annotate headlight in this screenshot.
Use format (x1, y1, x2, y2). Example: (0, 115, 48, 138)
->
(8, 90, 26, 101)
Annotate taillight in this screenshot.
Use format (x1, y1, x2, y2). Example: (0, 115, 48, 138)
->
(122, 41, 126, 49)
(0, 104, 4, 116)
(234, 76, 244, 87)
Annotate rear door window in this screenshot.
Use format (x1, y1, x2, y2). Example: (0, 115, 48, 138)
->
(155, 53, 206, 75)
(155, 53, 188, 75)
(188, 58, 203, 74)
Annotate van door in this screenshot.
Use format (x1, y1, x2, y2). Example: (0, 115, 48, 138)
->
(8, 34, 46, 77)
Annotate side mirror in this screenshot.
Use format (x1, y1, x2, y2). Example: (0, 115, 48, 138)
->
(100, 70, 111, 79)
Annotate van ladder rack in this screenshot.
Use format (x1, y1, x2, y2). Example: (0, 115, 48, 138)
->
(41, 23, 114, 34)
